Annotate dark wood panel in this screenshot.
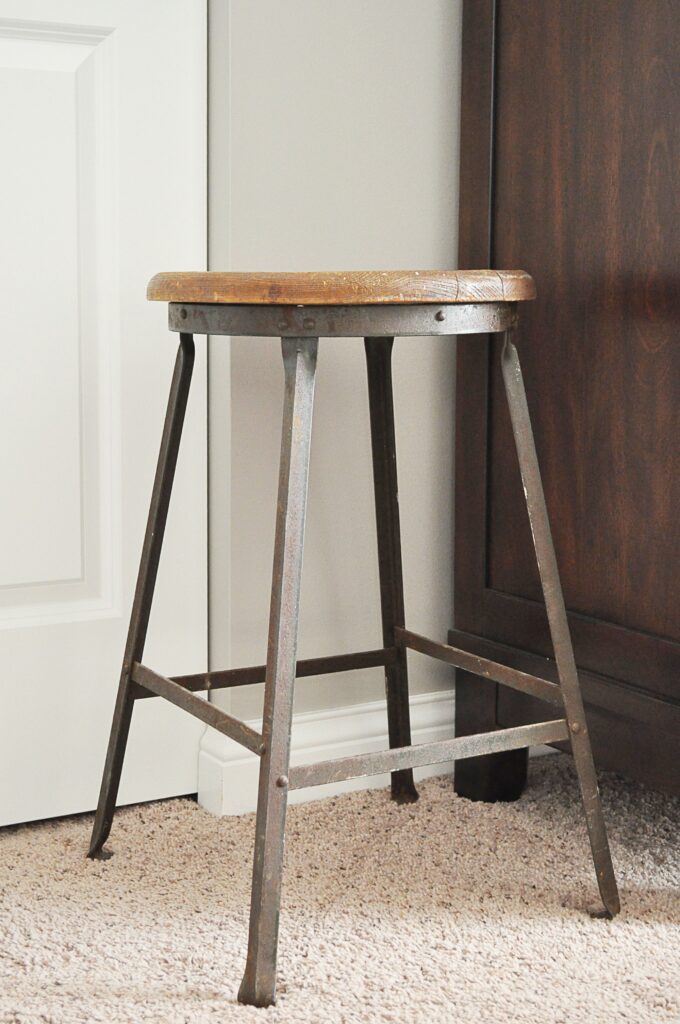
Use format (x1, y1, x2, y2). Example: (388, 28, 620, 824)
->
(498, 690, 680, 797)
(454, 0, 680, 797)
(450, 628, 680, 738)
(488, 0, 680, 641)
(453, 0, 530, 801)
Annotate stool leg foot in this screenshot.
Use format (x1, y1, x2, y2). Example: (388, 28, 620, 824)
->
(365, 338, 418, 804)
(239, 338, 318, 1008)
(501, 333, 620, 918)
(88, 336, 195, 859)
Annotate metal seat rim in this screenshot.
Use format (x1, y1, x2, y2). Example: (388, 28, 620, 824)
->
(167, 301, 518, 337)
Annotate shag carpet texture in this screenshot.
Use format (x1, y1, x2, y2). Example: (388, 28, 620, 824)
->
(1, 754, 679, 1023)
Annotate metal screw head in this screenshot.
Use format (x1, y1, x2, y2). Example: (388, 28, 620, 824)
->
(258, 742, 267, 756)
(276, 775, 288, 789)
(435, 310, 445, 322)
(180, 307, 188, 320)
(570, 721, 582, 734)
(302, 317, 315, 331)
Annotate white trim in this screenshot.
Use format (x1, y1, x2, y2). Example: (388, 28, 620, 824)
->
(198, 689, 455, 816)
(0, 18, 113, 45)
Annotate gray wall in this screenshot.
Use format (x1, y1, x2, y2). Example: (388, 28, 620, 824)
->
(208, 0, 462, 721)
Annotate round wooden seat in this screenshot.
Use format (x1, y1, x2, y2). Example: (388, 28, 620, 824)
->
(147, 269, 535, 306)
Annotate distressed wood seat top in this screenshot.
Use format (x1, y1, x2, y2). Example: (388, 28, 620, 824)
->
(147, 269, 535, 306)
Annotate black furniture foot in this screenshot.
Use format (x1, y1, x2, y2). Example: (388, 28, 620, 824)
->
(454, 749, 528, 803)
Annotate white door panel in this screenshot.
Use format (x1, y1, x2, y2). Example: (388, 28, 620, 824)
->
(0, 1, 207, 824)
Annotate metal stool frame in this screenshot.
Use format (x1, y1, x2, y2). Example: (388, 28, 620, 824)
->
(88, 300, 619, 1008)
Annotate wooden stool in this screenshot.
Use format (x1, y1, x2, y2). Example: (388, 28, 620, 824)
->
(88, 270, 620, 1007)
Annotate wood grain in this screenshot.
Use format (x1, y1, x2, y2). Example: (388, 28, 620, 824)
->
(455, 0, 680, 797)
(147, 269, 535, 305)
(452, 0, 531, 804)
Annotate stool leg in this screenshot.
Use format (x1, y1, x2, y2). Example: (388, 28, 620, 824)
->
(500, 332, 620, 918)
(238, 337, 318, 1008)
(88, 334, 195, 859)
(364, 337, 418, 804)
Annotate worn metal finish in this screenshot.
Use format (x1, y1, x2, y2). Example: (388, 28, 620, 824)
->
(132, 663, 262, 754)
(365, 337, 418, 803)
(137, 647, 398, 698)
(289, 719, 569, 791)
(500, 331, 620, 918)
(238, 338, 318, 1009)
(397, 627, 563, 708)
(88, 293, 620, 1009)
(87, 335, 195, 860)
(168, 301, 517, 339)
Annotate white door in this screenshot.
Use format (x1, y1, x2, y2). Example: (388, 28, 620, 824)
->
(0, 0, 207, 825)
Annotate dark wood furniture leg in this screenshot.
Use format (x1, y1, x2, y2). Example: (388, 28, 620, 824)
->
(453, 674, 528, 802)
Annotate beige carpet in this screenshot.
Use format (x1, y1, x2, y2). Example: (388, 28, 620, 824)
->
(1, 754, 679, 1024)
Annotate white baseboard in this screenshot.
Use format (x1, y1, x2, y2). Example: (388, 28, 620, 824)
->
(198, 689, 455, 817)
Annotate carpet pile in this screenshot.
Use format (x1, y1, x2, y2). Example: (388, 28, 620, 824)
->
(1, 754, 679, 1023)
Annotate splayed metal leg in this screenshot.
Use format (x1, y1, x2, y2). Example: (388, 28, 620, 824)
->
(365, 337, 418, 803)
(88, 335, 195, 858)
(500, 332, 620, 917)
(238, 337, 319, 1007)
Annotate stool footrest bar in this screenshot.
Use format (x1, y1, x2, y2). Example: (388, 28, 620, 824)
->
(131, 663, 263, 754)
(133, 647, 398, 697)
(288, 718, 569, 790)
(396, 627, 564, 707)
